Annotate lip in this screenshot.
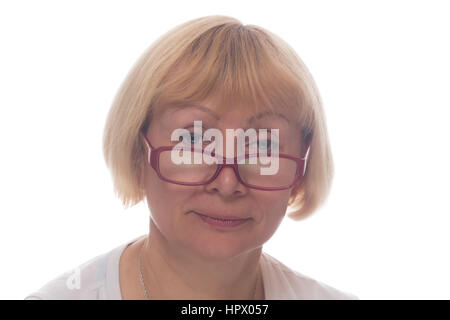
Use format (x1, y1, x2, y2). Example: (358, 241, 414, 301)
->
(192, 211, 251, 228)
(193, 211, 250, 221)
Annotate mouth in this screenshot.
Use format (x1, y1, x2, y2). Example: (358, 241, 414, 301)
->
(191, 211, 251, 228)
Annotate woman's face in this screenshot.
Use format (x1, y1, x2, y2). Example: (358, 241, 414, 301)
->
(142, 99, 303, 261)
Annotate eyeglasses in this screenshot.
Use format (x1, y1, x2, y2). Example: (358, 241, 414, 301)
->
(139, 131, 311, 191)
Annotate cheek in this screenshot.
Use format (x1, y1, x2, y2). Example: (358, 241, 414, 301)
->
(144, 169, 189, 223)
(255, 189, 291, 213)
(252, 190, 291, 228)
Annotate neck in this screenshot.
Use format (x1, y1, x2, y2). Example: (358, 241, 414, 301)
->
(141, 219, 263, 299)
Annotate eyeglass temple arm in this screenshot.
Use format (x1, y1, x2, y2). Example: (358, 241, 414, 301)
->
(140, 131, 156, 164)
(301, 132, 312, 177)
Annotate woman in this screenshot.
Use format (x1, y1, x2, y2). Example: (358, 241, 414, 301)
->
(25, 15, 357, 300)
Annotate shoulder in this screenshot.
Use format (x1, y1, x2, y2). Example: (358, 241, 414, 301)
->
(260, 252, 358, 300)
(24, 251, 110, 300)
(23, 237, 142, 300)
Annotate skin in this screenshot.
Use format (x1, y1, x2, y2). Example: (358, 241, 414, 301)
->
(119, 99, 303, 299)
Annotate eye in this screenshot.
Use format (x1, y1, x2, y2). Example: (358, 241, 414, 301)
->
(259, 139, 278, 150)
(179, 131, 202, 145)
(247, 139, 278, 151)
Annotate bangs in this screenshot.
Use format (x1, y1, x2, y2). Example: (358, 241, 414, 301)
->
(151, 24, 314, 138)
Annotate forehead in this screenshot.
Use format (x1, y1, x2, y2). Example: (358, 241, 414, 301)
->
(156, 102, 292, 126)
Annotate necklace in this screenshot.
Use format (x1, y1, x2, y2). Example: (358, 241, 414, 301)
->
(138, 240, 259, 300)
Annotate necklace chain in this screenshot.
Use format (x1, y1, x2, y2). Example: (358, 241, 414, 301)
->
(138, 242, 150, 299)
(138, 240, 259, 300)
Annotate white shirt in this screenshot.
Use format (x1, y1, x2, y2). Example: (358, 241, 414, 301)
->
(24, 234, 358, 300)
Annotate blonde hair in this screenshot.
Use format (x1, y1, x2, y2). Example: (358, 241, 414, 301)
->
(102, 15, 334, 221)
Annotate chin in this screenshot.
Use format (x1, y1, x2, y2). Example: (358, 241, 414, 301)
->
(188, 239, 252, 262)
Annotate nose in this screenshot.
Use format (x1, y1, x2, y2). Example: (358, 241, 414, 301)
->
(204, 164, 248, 198)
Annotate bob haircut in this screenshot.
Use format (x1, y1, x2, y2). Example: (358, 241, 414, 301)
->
(103, 15, 334, 221)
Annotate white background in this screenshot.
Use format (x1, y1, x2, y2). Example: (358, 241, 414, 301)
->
(1, 0, 449, 300)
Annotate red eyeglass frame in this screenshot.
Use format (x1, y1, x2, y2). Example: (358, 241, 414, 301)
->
(139, 131, 311, 191)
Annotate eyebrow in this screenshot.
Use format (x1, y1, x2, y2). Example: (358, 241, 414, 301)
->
(171, 104, 290, 124)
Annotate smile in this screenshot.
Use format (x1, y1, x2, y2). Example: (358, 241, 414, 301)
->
(192, 211, 251, 228)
